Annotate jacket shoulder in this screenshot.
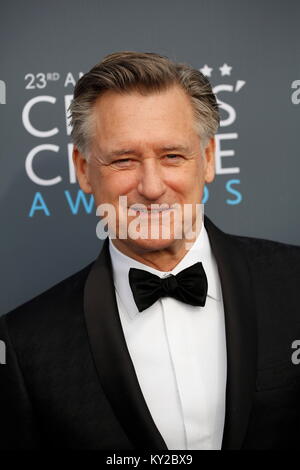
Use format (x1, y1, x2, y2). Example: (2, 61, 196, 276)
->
(226, 233, 300, 368)
(230, 233, 300, 273)
(1, 261, 94, 342)
(205, 215, 300, 267)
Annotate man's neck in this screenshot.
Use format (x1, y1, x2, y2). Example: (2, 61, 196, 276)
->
(110, 233, 200, 272)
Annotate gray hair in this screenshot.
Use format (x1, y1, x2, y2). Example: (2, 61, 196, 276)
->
(69, 51, 220, 159)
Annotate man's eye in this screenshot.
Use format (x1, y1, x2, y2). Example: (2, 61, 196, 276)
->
(112, 158, 132, 166)
(165, 154, 182, 160)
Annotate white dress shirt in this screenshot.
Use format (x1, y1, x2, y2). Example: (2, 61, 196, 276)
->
(108, 224, 227, 450)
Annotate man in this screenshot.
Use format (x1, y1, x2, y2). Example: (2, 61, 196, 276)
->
(0, 52, 300, 450)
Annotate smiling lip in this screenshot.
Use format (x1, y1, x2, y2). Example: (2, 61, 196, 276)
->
(129, 206, 172, 212)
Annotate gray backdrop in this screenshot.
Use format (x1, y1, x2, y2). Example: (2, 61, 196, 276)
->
(0, 0, 299, 315)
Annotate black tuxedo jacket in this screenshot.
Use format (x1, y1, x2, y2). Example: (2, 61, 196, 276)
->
(1, 216, 300, 450)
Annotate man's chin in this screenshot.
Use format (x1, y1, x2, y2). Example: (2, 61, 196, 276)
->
(117, 235, 182, 254)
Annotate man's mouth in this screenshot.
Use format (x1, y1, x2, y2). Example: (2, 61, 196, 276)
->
(129, 205, 173, 213)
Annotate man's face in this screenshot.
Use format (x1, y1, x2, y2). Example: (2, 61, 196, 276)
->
(74, 85, 215, 256)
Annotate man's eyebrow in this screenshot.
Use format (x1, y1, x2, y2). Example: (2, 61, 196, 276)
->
(104, 145, 191, 160)
(158, 145, 190, 153)
(104, 149, 138, 160)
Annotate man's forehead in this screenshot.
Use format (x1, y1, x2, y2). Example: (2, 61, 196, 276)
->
(95, 141, 195, 159)
(90, 86, 201, 157)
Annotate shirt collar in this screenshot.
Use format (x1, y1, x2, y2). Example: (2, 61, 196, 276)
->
(108, 223, 222, 319)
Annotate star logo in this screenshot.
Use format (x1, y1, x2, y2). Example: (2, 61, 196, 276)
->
(200, 65, 213, 77)
(219, 63, 232, 76)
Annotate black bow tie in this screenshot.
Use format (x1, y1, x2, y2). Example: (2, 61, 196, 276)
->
(128, 262, 208, 312)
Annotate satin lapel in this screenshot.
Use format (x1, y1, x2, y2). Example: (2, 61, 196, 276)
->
(83, 237, 168, 450)
(204, 216, 257, 450)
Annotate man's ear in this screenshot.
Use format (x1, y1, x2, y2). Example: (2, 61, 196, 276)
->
(73, 147, 92, 193)
(204, 137, 216, 184)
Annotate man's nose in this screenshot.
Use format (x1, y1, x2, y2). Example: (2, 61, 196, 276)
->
(136, 159, 166, 201)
